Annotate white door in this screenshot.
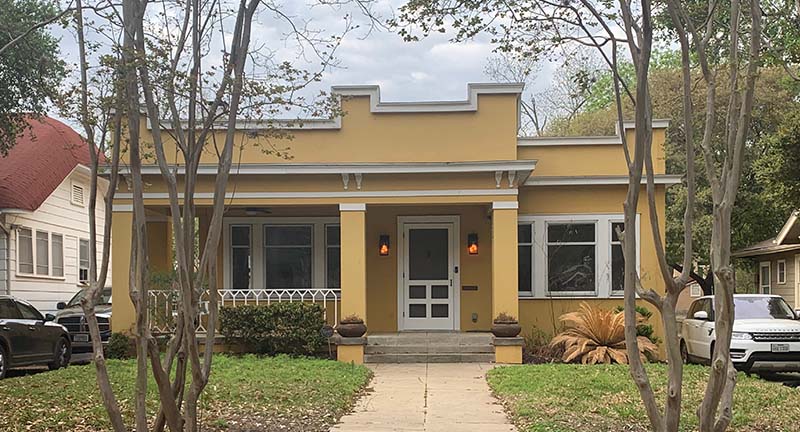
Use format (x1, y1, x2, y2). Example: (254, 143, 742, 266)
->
(401, 223, 456, 330)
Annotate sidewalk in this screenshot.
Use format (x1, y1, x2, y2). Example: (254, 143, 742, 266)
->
(331, 363, 517, 432)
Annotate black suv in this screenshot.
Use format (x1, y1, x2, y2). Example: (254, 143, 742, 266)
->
(0, 296, 71, 379)
(54, 288, 112, 354)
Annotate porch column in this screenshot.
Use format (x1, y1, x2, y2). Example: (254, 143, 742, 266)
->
(492, 201, 522, 364)
(111, 208, 135, 333)
(338, 203, 367, 364)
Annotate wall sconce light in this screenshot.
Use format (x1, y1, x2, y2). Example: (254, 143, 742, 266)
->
(467, 233, 479, 255)
(379, 234, 390, 256)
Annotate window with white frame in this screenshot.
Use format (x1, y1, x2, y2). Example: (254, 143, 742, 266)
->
(518, 224, 533, 295)
(264, 225, 313, 289)
(690, 282, 702, 297)
(17, 228, 34, 274)
(230, 225, 251, 289)
(759, 262, 771, 294)
(610, 222, 625, 295)
(326, 225, 341, 289)
(52, 234, 64, 277)
(517, 214, 639, 298)
(777, 260, 786, 285)
(35, 231, 49, 275)
(79, 239, 90, 283)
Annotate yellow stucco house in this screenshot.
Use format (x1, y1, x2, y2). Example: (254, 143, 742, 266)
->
(109, 83, 678, 364)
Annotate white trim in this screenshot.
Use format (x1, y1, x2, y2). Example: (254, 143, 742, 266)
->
(492, 201, 519, 210)
(517, 213, 640, 299)
(795, 255, 800, 309)
(149, 83, 524, 130)
(759, 261, 772, 294)
(777, 259, 787, 285)
(112, 204, 133, 212)
(397, 215, 461, 331)
(517, 119, 670, 147)
(775, 210, 799, 245)
(524, 175, 682, 187)
(114, 189, 519, 200)
(339, 203, 366, 212)
(115, 160, 537, 176)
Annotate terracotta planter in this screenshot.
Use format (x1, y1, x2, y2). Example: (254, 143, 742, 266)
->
(491, 322, 521, 338)
(337, 322, 367, 338)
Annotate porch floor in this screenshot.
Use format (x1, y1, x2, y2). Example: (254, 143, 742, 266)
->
(364, 332, 495, 363)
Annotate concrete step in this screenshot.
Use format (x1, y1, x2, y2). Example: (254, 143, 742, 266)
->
(363, 353, 495, 363)
(366, 332, 493, 346)
(365, 344, 494, 354)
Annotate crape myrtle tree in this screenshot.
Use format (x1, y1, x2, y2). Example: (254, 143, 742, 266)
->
(392, 0, 775, 430)
(59, 0, 373, 430)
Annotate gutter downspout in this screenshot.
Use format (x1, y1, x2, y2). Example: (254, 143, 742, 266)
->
(0, 214, 9, 295)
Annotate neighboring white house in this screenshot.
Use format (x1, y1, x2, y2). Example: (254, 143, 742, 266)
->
(0, 116, 110, 313)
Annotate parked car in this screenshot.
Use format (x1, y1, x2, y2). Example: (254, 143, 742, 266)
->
(680, 294, 800, 373)
(54, 288, 112, 355)
(0, 296, 71, 379)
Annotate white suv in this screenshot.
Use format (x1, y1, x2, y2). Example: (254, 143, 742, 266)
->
(680, 294, 800, 373)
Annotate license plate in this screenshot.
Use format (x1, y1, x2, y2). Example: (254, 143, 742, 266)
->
(74, 334, 89, 343)
(771, 343, 790, 353)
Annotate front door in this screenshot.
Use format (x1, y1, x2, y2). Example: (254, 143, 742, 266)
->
(401, 222, 456, 330)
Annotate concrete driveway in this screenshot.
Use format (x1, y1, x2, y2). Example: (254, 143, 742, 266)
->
(331, 363, 517, 432)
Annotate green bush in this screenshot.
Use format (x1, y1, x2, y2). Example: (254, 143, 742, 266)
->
(105, 332, 134, 359)
(615, 305, 661, 344)
(219, 303, 326, 356)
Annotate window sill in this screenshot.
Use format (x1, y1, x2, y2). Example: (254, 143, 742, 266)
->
(16, 273, 66, 281)
(519, 294, 626, 300)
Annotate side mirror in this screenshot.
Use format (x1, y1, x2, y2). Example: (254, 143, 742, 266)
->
(56, 302, 66, 310)
(44, 313, 56, 322)
(693, 311, 709, 320)
(795, 309, 800, 320)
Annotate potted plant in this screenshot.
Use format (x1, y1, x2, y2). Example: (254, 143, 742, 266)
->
(491, 312, 521, 338)
(337, 315, 367, 338)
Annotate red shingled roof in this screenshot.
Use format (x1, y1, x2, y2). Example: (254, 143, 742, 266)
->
(0, 116, 92, 211)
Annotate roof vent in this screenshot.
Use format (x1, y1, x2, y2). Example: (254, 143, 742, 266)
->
(71, 183, 85, 206)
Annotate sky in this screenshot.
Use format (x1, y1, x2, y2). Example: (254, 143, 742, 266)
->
(51, 0, 557, 109)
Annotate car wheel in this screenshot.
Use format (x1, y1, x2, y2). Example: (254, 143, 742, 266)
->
(680, 340, 689, 365)
(0, 344, 7, 379)
(48, 338, 70, 370)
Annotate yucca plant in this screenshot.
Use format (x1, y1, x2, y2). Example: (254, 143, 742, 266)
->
(550, 302, 658, 365)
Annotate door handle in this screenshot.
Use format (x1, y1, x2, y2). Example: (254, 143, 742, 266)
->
(28, 326, 37, 331)
(0, 326, 10, 331)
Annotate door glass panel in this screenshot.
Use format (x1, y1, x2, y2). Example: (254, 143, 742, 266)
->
(409, 304, 426, 318)
(409, 285, 426, 299)
(431, 304, 448, 318)
(408, 228, 448, 280)
(431, 285, 448, 299)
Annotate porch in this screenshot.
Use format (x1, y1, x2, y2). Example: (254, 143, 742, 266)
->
(112, 201, 524, 364)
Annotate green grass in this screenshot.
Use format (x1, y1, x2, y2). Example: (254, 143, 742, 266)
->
(487, 363, 800, 432)
(0, 355, 371, 432)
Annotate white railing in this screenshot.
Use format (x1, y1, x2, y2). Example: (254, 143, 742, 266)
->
(147, 288, 341, 334)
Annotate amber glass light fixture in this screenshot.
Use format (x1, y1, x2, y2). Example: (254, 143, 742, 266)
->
(379, 234, 390, 256)
(467, 233, 479, 255)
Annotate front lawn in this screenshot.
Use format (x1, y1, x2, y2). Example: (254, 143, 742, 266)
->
(488, 363, 800, 432)
(0, 355, 371, 432)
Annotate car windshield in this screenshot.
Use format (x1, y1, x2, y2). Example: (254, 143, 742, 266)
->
(67, 288, 112, 308)
(734, 297, 796, 320)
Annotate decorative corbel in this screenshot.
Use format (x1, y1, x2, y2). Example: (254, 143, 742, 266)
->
(354, 173, 363, 190)
(507, 170, 517, 188)
(341, 173, 350, 190)
(495, 171, 504, 188)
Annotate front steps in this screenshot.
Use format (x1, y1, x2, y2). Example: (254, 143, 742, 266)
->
(363, 332, 495, 363)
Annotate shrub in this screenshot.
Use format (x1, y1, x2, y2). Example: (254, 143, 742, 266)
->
(551, 302, 658, 365)
(105, 332, 134, 359)
(615, 305, 661, 345)
(522, 326, 564, 364)
(219, 302, 326, 356)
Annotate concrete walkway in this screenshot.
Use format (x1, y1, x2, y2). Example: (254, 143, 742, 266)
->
(331, 363, 517, 432)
